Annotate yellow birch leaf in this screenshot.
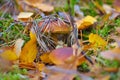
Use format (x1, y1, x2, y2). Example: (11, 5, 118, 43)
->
(76, 15, 97, 30)
(89, 33, 107, 49)
(40, 53, 53, 64)
(19, 31, 38, 64)
(0, 50, 18, 61)
(36, 63, 45, 71)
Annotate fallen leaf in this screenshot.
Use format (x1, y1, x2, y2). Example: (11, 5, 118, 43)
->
(100, 47, 120, 61)
(76, 15, 97, 30)
(17, 12, 34, 22)
(40, 52, 53, 64)
(36, 63, 45, 71)
(103, 4, 113, 14)
(0, 39, 24, 61)
(0, 57, 13, 72)
(49, 47, 73, 65)
(14, 38, 24, 57)
(49, 47, 86, 65)
(19, 31, 38, 64)
(24, 0, 54, 12)
(113, 0, 120, 12)
(0, 50, 18, 61)
(89, 33, 107, 49)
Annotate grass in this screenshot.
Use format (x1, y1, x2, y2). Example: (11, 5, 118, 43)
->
(0, 65, 28, 80)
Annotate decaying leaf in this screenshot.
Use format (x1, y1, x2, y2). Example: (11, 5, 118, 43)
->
(89, 33, 107, 49)
(49, 47, 86, 65)
(24, 0, 54, 12)
(0, 57, 12, 72)
(0, 39, 24, 61)
(76, 15, 97, 30)
(49, 47, 73, 65)
(19, 31, 38, 64)
(113, 0, 120, 12)
(14, 38, 24, 57)
(17, 12, 34, 21)
(100, 47, 120, 61)
(36, 63, 45, 71)
(40, 52, 53, 64)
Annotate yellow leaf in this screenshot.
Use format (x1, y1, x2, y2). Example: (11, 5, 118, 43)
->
(40, 53, 53, 64)
(36, 63, 45, 71)
(89, 33, 107, 49)
(0, 38, 24, 61)
(0, 50, 18, 61)
(19, 31, 38, 64)
(76, 15, 97, 30)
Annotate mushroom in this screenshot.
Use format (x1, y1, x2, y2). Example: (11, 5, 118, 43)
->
(33, 16, 72, 53)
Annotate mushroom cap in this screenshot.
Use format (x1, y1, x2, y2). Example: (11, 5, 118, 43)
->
(38, 18, 71, 33)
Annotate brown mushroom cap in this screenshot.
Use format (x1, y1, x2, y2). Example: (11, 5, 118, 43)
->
(38, 18, 71, 33)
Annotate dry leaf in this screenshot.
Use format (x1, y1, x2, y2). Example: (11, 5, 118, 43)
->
(36, 63, 45, 71)
(40, 52, 53, 64)
(49, 47, 73, 65)
(76, 15, 97, 30)
(24, 0, 54, 12)
(100, 47, 120, 61)
(89, 33, 107, 49)
(19, 31, 38, 64)
(14, 38, 24, 57)
(113, 0, 120, 12)
(49, 47, 86, 65)
(0, 39, 24, 61)
(0, 57, 12, 72)
(103, 4, 113, 14)
(0, 50, 18, 61)
(17, 12, 33, 21)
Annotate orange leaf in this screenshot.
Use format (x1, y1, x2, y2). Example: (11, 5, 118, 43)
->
(40, 52, 53, 64)
(36, 63, 45, 71)
(49, 47, 73, 65)
(19, 31, 38, 64)
(49, 47, 86, 65)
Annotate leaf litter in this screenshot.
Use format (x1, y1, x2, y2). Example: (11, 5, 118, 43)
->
(0, 0, 120, 80)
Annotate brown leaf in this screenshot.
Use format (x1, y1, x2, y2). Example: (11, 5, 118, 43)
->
(113, 0, 120, 12)
(24, 0, 54, 12)
(100, 48, 120, 61)
(49, 47, 86, 66)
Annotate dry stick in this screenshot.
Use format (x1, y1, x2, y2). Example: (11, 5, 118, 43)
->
(68, 0, 93, 64)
